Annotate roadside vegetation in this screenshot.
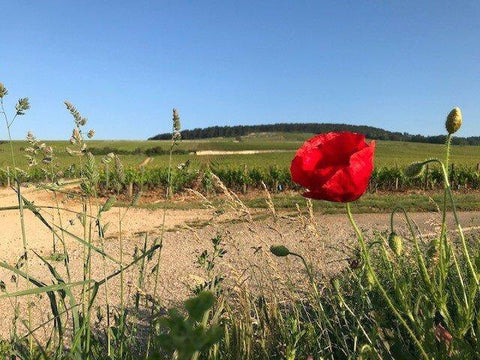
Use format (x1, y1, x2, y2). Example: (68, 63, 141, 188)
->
(0, 82, 478, 359)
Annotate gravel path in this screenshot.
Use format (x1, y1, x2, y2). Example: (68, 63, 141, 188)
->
(0, 186, 478, 339)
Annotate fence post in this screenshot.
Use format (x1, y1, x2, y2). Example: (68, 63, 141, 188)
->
(395, 177, 399, 191)
(6, 166, 10, 188)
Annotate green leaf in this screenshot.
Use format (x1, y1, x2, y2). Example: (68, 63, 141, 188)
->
(185, 291, 214, 322)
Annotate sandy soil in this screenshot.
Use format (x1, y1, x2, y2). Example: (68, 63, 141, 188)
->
(0, 185, 479, 339)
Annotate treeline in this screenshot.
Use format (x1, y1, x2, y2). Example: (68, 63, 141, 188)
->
(149, 123, 480, 145)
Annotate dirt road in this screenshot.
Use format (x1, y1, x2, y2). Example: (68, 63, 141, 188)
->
(0, 186, 479, 339)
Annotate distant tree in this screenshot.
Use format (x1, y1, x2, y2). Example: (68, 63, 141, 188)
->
(148, 122, 480, 145)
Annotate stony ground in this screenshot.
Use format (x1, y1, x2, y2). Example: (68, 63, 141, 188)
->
(0, 185, 479, 339)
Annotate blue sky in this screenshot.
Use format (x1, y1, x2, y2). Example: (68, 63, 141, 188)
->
(1, 1, 479, 139)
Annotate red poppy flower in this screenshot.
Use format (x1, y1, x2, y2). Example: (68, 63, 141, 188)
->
(290, 132, 375, 202)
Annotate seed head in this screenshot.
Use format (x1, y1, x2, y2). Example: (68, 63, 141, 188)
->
(270, 245, 290, 257)
(102, 152, 115, 164)
(114, 155, 126, 183)
(172, 108, 181, 132)
(173, 130, 181, 141)
(44, 146, 53, 155)
(404, 161, 425, 178)
(101, 196, 117, 213)
(388, 232, 403, 256)
(87, 129, 95, 139)
(15, 98, 30, 115)
(71, 128, 81, 144)
(0, 83, 7, 98)
(445, 107, 462, 134)
(64, 101, 87, 127)
(26, 131, 35, 143)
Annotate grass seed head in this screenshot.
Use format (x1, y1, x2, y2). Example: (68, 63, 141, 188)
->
(64, 100, 87, 127)
(71, 128, 81, 144)
(15, 98, 30, 115)
(0, 83, 8, 98)
(114, 155, 126, 183)
(172, 108, 181, 132)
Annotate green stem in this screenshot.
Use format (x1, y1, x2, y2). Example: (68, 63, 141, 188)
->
(439, 136, 451, 280)
(119, 209, 125, 358)
(1, 99, 33, 354)
(289, 252, 338, 357)
(436, 161, 479, 286)
(146, 128, 176, 357)
(346, 203, 430, 360)
(390, 206, 432, 291)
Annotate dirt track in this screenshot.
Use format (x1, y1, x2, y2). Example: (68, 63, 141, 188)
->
(0, 186, 479, 339)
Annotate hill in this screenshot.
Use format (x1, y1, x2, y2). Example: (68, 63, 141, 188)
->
(148, 123, 480, 145)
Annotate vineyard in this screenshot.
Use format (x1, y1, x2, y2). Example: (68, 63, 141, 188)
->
(1, 135, 479, 198)
(3, 161, 480, 196)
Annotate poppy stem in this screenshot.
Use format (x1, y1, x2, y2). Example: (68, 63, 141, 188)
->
(346, 203, 431, 360)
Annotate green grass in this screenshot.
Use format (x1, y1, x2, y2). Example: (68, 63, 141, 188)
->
(121, 191, 480, 214)
(1, 134, 479, 170)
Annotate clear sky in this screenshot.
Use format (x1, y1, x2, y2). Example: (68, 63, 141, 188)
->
(1, 1, 479, 139)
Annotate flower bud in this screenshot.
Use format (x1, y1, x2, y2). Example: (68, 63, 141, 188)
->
(270, 245, 290, 257)
(388, 232, 403, 256)
(445, 107, 462, 134)
(404, 161, 425, 178)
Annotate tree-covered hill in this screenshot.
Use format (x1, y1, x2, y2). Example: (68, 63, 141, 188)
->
(149, 123, 480, 145)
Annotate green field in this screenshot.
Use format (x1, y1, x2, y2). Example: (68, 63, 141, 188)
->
(1, 132, 479, 170)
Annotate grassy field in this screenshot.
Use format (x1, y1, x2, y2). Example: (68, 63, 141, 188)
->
(1, 132, 479, 170)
